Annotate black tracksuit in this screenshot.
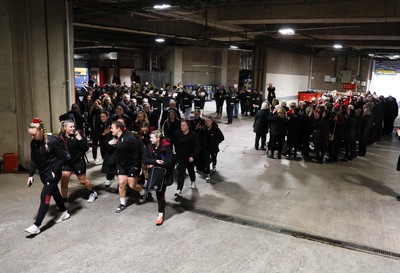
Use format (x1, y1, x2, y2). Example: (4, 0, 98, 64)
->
(142, 138, 174, 213)
(29, 135, 67, 227)
(173, 130, 200, 190)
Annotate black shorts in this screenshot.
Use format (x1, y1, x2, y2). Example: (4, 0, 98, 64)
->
(116, 164, 141, 178)
(63, 159, 87, 175)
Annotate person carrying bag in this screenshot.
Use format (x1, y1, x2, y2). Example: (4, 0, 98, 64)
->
(142, 130, 174, 225)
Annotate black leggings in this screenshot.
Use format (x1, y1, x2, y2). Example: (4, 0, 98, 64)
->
(203, 153, 218, 175)
(34, 181, 66, 227)
(156, 183, 167, 213)
(177, 160, 195, 191)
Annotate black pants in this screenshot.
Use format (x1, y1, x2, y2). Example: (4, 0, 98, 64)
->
(269, 134, 284, 156)
(156, 183, 167, 213)
(217, 101, 224, 115)
(226, 104, 234, 123)
(34, 180, 66, 227)
(255, 134, 266, 149)
(203, 153, 218, 175)
(177, 160, 195, 191)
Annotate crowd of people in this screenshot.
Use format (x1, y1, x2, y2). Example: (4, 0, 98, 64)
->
(253, 91, 399, 163)
(25, 82, 226, 234)
(24, 81, 398, 235)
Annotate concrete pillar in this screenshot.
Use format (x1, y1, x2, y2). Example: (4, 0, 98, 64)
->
(0, 0, 73, 167)
(220, 49, 228, 86)
(253, 43, 266, 95)
(167, 48, 183, 85)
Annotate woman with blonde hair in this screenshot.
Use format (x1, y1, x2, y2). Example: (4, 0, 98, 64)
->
(59, 120, 97, 206)
(142, 130, 174, 225)
(25, 118, 70, 235)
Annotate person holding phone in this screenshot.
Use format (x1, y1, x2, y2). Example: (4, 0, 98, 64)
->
(25, 118, 70, 235)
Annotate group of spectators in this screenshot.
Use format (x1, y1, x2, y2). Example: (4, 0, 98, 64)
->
(253, 91, 399, 163)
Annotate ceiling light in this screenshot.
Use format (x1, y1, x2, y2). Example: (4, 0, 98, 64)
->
(368, 53, 375, 57)
(333, 44, 343, 49)
(154, 4, 171, 10)
(278, 28, 295, 35)
(393, 55, 400, 58)
(229, 45, 239, 50)
(155, 38, 165, 43)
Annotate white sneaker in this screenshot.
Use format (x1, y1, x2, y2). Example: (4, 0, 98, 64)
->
(206, 175, 211, 183)
(174, 190, 182, 197)
(190, 181, 196, 189)
(94, 159, 101, 165)
(54, 211, 70, 223)
(87, 191, 98, 203)
(25, 224, 40, 235)
(105, 179, 114, 187)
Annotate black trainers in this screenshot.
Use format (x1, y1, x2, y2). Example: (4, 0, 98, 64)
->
(139, 190, 149, 204)
(115, 204, 127, 213)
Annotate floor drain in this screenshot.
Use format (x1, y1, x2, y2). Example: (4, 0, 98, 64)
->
(167, 203, 400, 260)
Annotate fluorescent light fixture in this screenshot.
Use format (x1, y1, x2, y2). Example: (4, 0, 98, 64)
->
(333, 44, 343, 49)
(368, 53, 375, 57)
(154, 4, 171, 10)
(192, 64, 208, 67)
(278, 28, 295, 35)
(155, 38, 165, 43)
(393, 55, 400, 58)
(229, 45, 239, 49)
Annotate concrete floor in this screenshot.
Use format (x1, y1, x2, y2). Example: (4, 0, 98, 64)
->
(1, 102, 400, 272)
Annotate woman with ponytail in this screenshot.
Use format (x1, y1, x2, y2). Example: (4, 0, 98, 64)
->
(59, 120, 97, 206)
(25, 118, 70, 235)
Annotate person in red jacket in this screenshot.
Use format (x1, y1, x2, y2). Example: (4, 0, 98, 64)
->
(25, 118, 70, 235)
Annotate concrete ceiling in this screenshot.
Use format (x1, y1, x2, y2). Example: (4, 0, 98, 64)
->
(72, 0, 400, 59)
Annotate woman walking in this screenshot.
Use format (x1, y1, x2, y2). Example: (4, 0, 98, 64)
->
(59, 120, 97, 207)
(25, 118, 70, 235)
(142, 130, 174, 225)
(110, 120, 148, 212)
(199, 116, 224, 183)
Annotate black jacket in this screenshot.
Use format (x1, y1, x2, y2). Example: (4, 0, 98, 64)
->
(115, 130, 143, 169)
(61, 133, 89, 164)
(253, 108, 270, 135)
(29, 134, 64, 183)
(268, 113, 287, 137)
(173, 130, 200, 161)
(143, 137, 175, 183)
(199, 124, 225, 154)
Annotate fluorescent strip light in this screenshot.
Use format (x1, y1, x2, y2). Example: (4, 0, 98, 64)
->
(155, 38, 165, 43)
(229, 45, 239, 49)
(154, 4, 171, 10)
(192, 64, 208, 67)
(278, 28, 295, 35)
(333, 44, 343, 49)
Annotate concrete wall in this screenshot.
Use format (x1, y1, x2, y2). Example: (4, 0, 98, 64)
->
(0, 0, 72, 167)
(265, 48, 310, 101)
(310, 55, 371, 92)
